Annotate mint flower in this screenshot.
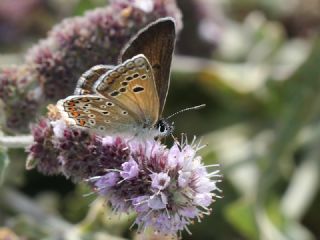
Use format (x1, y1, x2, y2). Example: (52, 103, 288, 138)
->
(27, 115, 221, 235)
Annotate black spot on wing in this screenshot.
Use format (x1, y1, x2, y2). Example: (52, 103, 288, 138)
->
(133, 86, 144, 93)
(110, 91, 120, 97)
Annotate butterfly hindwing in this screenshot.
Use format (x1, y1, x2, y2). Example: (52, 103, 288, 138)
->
(120, 17, 176, 115)
(74, 65, 114, 95)
(94, 54, 160, 126)
(56, 95, 140, 134)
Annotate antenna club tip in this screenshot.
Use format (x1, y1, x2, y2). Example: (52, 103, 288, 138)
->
(197, 104, 206, 109)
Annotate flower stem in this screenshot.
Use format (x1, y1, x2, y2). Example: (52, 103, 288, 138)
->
(0, 135, 33, 148)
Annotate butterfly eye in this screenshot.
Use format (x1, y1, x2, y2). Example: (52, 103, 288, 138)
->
(159, 125, 166, 132)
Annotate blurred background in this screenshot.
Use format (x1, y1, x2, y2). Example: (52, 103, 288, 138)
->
(0, 0, 320, 239)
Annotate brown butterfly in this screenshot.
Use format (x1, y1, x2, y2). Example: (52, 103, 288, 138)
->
(57, 18, 176, 138)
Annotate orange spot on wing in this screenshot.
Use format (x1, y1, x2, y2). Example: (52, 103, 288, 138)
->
(79, 119, 86, 126)
(71, 111, 80, 117)
(67, 101, 76, 106)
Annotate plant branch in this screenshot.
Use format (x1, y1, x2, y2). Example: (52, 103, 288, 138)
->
(0, 187, 72, 236)
(0, 135, 33, 148)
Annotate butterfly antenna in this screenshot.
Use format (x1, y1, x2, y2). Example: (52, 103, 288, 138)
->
(166, 104, 206, 120)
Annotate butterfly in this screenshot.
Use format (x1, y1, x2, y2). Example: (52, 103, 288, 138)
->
(56, 17, 176, 138)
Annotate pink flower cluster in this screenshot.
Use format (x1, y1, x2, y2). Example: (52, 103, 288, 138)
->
(27, 118, 221, 235)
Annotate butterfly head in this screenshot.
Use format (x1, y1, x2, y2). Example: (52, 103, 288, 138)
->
(154, 119, 174, 137)
(154, 104, 206, 138)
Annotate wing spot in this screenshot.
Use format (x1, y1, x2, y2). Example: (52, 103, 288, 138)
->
(133, 86, 144, 93)
(107, 102, 114, 106)
(126, 76, 133, 81)
(102, 111, 110, 115)
(119, 87, 126, 93)
(118, 67, 127, 73)
(100, 105, 107, 109)
(121, 81, 128, 86)
(71, 111, 80, 117)
(110, 91, 120, 97)
(133, 73, 139, 78)
(109, 79, 116, 84)
(99, 126, 106, 131)
(89, 119, 96, 125)
(66, 101, 76, 107)
(110, 72, 120, 78)
(141, 75, 147, 80)
(83, 110, 91, 113)
(78, 119, 86, 126)
(79, 98, 89, 102)
(89, 114, 95, 118)
(134, 58, 145, 67)
(104, 120, 111, 124)
(126, 62, 135, 69)
(122, 111, 128, 115)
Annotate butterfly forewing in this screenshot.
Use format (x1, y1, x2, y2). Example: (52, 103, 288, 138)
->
(120, 17, 176, 115)
(57, 95, 140, 134)
(74, 65, 114, 95)
(94, 54, 160, 125)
